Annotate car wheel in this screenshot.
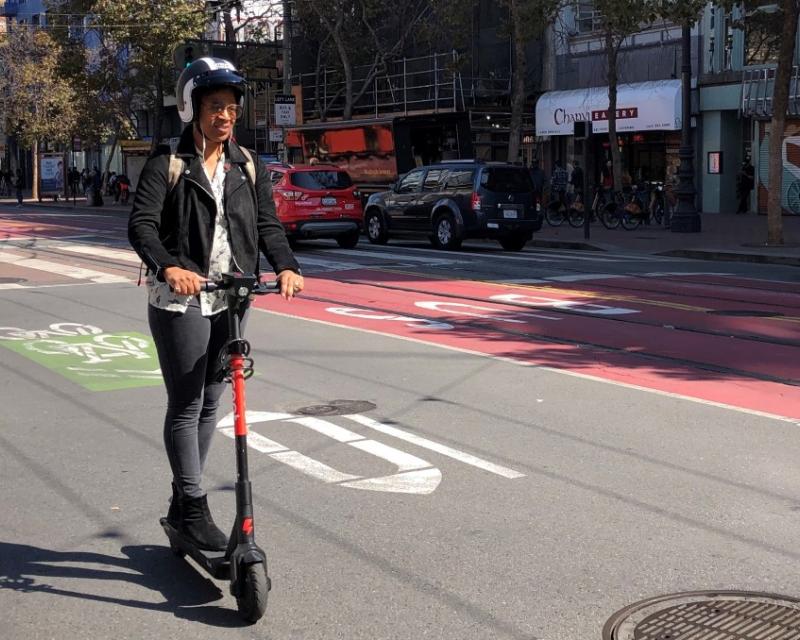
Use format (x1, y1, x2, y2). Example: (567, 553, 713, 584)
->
(498, 235, 529, 251)
(365, 209, 388, 244)
(336, 230, 359, 249)
(431, 211, 462, 250)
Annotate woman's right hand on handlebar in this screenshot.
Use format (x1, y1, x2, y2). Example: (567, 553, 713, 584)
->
(163, 266, 206, 296)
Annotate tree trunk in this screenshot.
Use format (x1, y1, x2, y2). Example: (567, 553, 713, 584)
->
(224, 8, 236, 42)
(151, 68, 164, 154)
(330, 27, 353, 120)
(766, 0, 799, 245)
(606, 32, 622, 191)
(32, 142, 39, 202)
(508, 0, 527, 163)
(102, 131, 119, 191)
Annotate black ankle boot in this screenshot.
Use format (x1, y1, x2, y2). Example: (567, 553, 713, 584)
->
(166, 483, 181, 527)
(180, 495, 228, 551)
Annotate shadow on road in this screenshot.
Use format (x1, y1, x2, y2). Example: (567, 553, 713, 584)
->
(0, 542, 256, 628)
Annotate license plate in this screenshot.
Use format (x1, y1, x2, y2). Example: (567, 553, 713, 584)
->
(503, 209, 518, 219)
(321, 197, 337, 206)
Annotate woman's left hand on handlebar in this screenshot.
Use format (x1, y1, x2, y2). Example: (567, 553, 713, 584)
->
(276, 270, 304, 300)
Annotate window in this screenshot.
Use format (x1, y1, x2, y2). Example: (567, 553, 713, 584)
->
(397, 169, 424, 194)
(573, 1, 603, 35)
(444, 169, 474, 190)
(423, 169, 447, 191)
(269, 170, 284, 185)
(479, 168, 534, 193)
(291, 171, 353, 190)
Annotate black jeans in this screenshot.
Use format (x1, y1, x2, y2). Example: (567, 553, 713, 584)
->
(148, 298, 248, 498)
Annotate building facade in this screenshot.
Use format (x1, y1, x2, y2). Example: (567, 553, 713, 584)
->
(535, 1, 800, 216)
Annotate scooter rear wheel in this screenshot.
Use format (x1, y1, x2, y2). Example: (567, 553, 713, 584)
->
(236, 563, 269, 623)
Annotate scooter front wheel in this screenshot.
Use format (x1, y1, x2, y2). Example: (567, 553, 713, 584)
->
(236, 563, 269, 623)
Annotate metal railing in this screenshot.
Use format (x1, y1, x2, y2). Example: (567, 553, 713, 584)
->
(293, 52, 466, 121)
(741, 65, 800, 117)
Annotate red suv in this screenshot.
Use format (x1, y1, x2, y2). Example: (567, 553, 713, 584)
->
(267, 164, 363, 248)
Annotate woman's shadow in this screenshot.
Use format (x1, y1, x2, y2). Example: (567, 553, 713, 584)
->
(0, 540, 259, 628)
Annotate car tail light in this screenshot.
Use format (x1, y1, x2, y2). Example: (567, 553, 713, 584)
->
(471, 192, 481, 211)
(281, 190, 306, 201)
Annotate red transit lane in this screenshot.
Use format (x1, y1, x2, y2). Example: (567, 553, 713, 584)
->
(254, 270, 800, 421)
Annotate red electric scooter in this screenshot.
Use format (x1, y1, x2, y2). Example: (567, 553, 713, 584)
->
(160, 272, 277, 623)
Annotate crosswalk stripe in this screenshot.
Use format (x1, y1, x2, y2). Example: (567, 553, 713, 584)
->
(0, 250, 129, 283)
(57, 244, 141, 263)
(316, 248, 463, 265)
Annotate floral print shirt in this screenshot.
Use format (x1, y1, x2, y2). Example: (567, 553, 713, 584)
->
(147, 152, 233, 316)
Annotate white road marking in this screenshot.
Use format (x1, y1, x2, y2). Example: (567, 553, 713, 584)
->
(317, 248, 463, 265)
(296, 256, 365, 271)
(0, 250, 129, 283)
(343, 414, 526, 479)
(219, 411, 442, 494)
(57, 244, 141, 262)
(490, 293, 639, 316)
(415, 300, 561, 322)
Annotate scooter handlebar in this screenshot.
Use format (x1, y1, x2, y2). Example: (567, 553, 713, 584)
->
(201, 280, 281, 295)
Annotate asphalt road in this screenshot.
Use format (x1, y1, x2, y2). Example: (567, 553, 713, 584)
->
(1, 205, 800, 640)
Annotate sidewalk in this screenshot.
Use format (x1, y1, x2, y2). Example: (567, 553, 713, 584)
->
(3, 195, 800, 266)
(530, 211, 800, 267)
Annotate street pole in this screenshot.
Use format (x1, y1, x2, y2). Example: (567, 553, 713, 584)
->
(671, 23, 702, 233)
(281, 0, 292, 164)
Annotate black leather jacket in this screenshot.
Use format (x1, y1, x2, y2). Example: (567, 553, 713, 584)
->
(128, 125, 299, 280)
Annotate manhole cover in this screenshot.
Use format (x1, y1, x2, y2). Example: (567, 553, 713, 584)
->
(0, 277, 25, 284)
(295, 399, 376, 416)
(706, 309, 783, 317)
(604, 591, 800, 640)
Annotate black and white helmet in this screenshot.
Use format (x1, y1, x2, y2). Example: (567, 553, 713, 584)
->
(176, 57, 247, 123)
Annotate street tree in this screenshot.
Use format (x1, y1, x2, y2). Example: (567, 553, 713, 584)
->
(760, 0, 798, 245)
(502, 0, 564, 163)
(293, 0, 464, 120)
(0, 28, 78, 200)
(90, 0, 209, 151)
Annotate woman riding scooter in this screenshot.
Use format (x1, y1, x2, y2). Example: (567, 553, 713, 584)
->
(128, 57, 304, 551)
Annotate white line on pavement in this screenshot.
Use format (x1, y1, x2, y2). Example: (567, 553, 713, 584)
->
(0, 250, 129, 283)
(343, 414, 526, 479)
(57, 244, 141, 262)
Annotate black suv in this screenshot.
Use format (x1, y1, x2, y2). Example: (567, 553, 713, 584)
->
(363, 161, 542, 251)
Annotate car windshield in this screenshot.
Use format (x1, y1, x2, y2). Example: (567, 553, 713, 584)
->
(291, 171, 353, 190)
(479, 168, 533, 193)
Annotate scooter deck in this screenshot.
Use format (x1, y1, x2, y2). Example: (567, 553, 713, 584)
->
(160, 517, 231, 580)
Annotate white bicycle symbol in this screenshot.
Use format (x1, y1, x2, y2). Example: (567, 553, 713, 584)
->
(0, 323, 103, 341)
(25, 334, 152, 365)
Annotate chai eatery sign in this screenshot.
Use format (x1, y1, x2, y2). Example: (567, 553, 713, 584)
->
(536, 80, 681, 136)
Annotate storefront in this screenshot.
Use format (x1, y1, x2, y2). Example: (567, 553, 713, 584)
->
(535, 80, 683, 187)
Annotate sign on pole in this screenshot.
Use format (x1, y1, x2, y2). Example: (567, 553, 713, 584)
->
(274, 94, 296, 127)
(269, 129, 283, 143)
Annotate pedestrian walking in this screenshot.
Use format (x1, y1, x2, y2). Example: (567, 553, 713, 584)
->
(736, 159, 755, 214)
(570, 160, 584, 197)
(529, 159, 546, 203)
(128, 56, 304, 552)
(14, 168, 25, 206)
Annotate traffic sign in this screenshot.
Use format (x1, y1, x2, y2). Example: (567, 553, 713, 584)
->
(274, 94, 296, 126)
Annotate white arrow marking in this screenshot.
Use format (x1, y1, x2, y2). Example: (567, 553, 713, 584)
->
(217, 412, 441, 494)
(343, 414, 525, 479)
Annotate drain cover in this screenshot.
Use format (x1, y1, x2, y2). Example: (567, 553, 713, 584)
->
(706, 309, 783, 318)
(295, 399, 376, 416)
(604, 591, 800, 640)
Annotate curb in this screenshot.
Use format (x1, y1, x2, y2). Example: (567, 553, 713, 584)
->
(658, 248, 800, 267)
(528, 238, 605, 252)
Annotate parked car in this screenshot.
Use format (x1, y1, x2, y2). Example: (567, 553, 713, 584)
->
(267, 163, 363, 248)
(363, 160, 542, 251)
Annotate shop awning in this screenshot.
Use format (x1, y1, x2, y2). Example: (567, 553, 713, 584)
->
(535, 80, 682, 137)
